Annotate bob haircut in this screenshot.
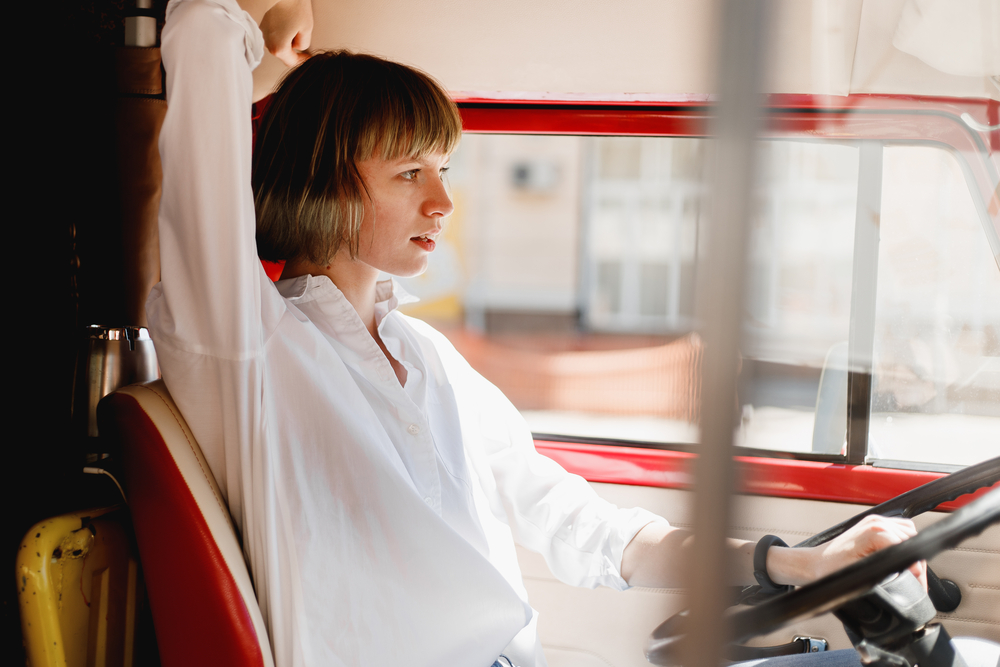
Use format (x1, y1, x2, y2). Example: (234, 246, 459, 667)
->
(253, 51, 463, 265)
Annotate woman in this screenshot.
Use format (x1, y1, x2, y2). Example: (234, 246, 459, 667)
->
(152, 0, 925, 665)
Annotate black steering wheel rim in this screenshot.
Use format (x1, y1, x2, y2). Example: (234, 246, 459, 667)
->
(796, 456, 1000, 549)
(646, 456, 1000, 665)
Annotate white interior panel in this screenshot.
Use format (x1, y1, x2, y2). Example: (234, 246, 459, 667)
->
(253, 0, 999, 101)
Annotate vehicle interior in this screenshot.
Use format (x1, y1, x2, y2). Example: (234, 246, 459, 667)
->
(12, 1, 999, 665)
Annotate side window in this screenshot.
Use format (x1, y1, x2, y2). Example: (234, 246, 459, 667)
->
(738, 141, 859, 455)
(583, 137, 704, 333)
(402, 133, 704, 446)
(399, 127, 997, 464)
(869, 146, 1000, 468)
(400, 132, 865, 457)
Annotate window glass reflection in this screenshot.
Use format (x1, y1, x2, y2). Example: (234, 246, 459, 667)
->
(870, 146, 1000, 467)
(399, 135, 982, 459)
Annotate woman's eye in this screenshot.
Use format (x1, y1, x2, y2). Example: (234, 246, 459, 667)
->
(401, 169, 419, 180)
(439, 167, 450, 180)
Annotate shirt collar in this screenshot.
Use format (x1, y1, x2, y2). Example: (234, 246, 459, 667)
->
(374, 279, 419, 326)
(274, 274, 419, 326)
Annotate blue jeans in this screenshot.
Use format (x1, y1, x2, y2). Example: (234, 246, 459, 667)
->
(488, 651, 860, 667)
(735, 649, 862, 667)
(493, 640, 998, 667)
(734, 638, 998, 667)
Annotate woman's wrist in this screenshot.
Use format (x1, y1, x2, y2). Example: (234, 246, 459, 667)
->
(236, 0, 283, 25)
(765, 544, 820, 587)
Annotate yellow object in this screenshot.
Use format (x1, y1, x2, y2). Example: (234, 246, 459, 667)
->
(16, 506, 142, 667)
(398, 293, 464, 322)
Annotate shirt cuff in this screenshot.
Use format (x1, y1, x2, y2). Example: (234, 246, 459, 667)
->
(610, 508, 671, 591)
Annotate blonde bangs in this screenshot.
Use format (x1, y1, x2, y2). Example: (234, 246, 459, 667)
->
(355, 72, 463, 162)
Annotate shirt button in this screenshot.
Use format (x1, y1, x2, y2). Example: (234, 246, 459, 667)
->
(407, 424, 420, 435)
(424, 496, 432, 505)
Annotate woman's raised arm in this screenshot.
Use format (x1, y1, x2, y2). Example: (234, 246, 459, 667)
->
(151, 0, 269, 357)
(151, 0, 313, 359)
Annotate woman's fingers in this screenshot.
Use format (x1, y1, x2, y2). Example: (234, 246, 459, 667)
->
(260, 0, 314, 67)
(272, 46, 311, 67)
(818, 515, 927, 589)
(909, 559, 928, 591)
(816, 516, 908, 573)
(882, 516, 928, 592)
(856, 515, 915, 548)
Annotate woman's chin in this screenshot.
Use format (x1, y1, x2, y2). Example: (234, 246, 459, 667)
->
(389, 263, 429, 279)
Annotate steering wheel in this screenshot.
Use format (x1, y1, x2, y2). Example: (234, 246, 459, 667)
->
(646, 455, 1000, 665)
(796, 454, 1000, 612)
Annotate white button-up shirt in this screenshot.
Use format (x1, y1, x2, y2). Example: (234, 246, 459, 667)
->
(150, 1, 666, 665)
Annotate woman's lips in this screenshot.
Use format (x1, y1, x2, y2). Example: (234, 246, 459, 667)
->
(411, 235, 436, 251)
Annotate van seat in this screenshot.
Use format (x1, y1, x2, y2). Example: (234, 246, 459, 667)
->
(99, 380, 273, 667)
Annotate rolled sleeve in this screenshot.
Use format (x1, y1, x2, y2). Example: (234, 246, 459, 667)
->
(604, 507, 670, 591)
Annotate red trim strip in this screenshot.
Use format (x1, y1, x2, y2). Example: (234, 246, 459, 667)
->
(534, 440, 998, 511)
(457, 95, 998, 135)
(456, 95, 998, 211)
(460, 106, 711, 136)
(455, 93, 997, 119)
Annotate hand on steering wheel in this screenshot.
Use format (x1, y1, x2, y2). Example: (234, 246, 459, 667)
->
(646, 456, 1000, 666)
(769, 514, 927, 589)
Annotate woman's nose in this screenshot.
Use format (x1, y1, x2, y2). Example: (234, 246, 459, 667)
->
(424, 178, 454, 218)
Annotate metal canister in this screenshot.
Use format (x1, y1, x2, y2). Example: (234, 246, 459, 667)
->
(72, 325, 160, 439)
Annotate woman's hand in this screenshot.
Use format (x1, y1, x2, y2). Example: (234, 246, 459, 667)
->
(238, 0, 313, 67)
(768, 515, 928, 589)
(260, 0, 313, 67)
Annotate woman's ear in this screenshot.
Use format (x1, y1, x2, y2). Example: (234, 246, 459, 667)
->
(260, 0, 314, 67)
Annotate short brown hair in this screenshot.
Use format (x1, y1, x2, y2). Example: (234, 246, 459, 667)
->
(253, 51, 462, 264)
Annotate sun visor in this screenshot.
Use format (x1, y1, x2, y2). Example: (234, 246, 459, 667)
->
(893, 0, 1000, 78)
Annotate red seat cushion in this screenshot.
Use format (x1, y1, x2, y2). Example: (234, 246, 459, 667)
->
(101, 390, 266, 667)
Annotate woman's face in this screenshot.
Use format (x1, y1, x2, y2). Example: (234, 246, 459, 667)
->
(352, 151, 454, 278)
